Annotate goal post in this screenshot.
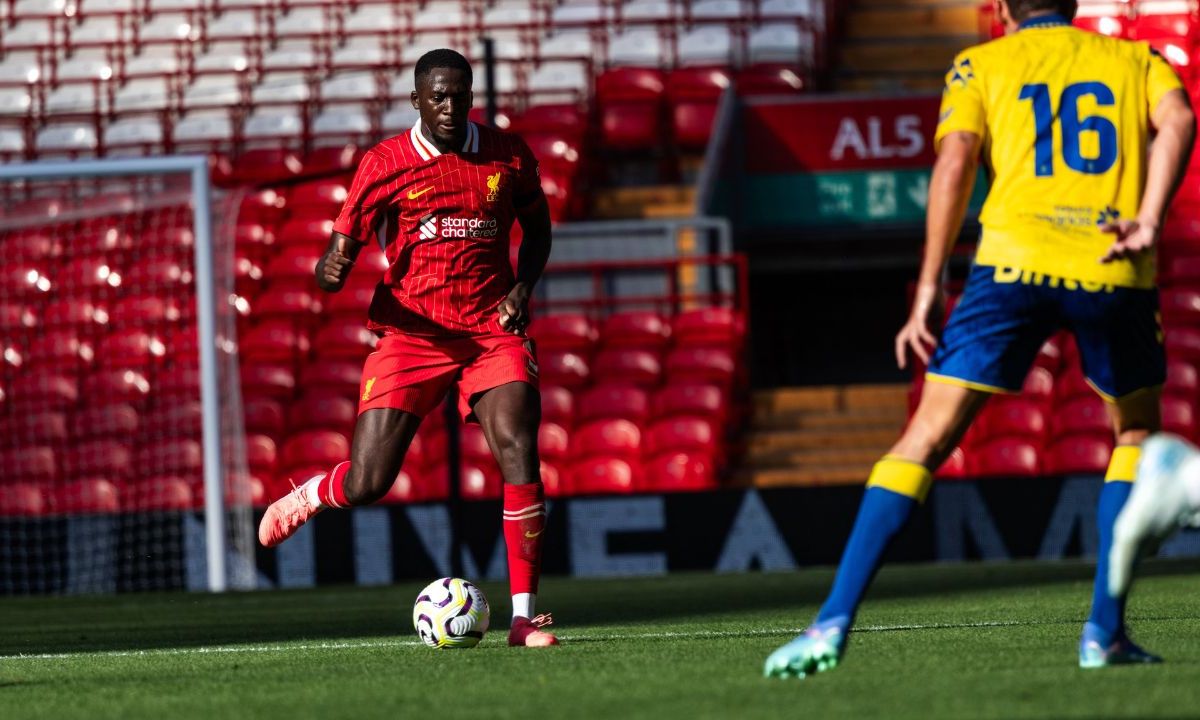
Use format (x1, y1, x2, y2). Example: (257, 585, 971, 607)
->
(0, 155, 250, 593)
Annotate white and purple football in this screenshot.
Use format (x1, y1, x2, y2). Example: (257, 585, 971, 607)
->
(412, 577, 490, 649)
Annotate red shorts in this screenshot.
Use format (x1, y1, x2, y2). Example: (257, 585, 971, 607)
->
(357, 331, 539, 422)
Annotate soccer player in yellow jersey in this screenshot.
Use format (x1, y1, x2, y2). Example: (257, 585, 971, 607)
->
(765, 0, 1196, 678)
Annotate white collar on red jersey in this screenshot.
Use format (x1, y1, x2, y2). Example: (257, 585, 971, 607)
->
(410, 118, 479, 160)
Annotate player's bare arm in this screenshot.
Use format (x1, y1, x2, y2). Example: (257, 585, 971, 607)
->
(315, 231, 364, 293)
(498, 190, 553, 335)
(895, 131, 981, 369)
(1100, 88, 1197, 263)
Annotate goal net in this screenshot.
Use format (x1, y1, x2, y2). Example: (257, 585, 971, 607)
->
(0, 156, 254, 594)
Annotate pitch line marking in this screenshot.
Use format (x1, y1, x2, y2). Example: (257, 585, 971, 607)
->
(0, 619, 1065, 662)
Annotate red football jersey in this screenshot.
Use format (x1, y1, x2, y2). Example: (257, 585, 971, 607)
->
(333, 118, 541, 336)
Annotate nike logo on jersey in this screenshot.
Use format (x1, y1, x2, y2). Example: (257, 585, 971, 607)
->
(524, 530, 543, 539)
(407, 186, 433, 200)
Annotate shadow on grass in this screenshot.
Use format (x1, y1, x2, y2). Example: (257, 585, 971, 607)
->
(0, 559, 1195, 657)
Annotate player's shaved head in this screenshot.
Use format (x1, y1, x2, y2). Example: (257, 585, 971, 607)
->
(1002, 0, 1077, 21)
(414, 49, 473, 89)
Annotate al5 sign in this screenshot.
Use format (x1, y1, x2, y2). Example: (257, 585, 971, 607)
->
(744, 95, 941, 173)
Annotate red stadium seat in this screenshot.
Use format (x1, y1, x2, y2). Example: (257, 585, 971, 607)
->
(140, 402, 203, 441)
(653, 383, 728, 424)
(735, 64, 807, 95)
(76, 227, 135, 260)
(597, 67, 666, 151)
(577, 385, 650, 424)
(539, 421, 570, 463)
(459, 424, 495, 464)
(289, 181, 348, 220)
(136, 439, 203, 479)
(602, 311, 671, 351)
(244, 397, 286, 438)
(644, 416, 719, 459)
(246, 434, 278, 474)
(381, 468, 419, 504)
(936, 446, 969, 479)
(281, 429, 350, 470)
(312, 320, 378, 360)
(1165, 359, 1200, 399)
(56, 478, 120, 514)
(672, 307, 744, 347)
(969, 437, 1041, 478)
(65, 439, 133, 480)
(325, 284, 376, 318)
(540, 385, 575, 427)
(572, 419, 642, 461)
(56, 256, 124, 297)
(1051, 396, 1112, 438)
(1044, 434, 1114, 475)
(127, 477, 194, 511)
(460, 462, 503, 501)
(97, 329, 168, 370)
(510, 104, 588, 138)
(1021, 366, 1055, 401)
(0, 483, 47, 516)
(0, 260, 53, 299)
(71, 403, 139, 441)
(26, 329, 95, 370)
(667, 67, 732, 150)
(407, 425, 448, 470)
(41, 299, 110, 337)
(304, 145, 362, 175)
(5, 445, 57, 482)
(540, 350, 590, 389)
(108, 295, 188, 329)
(644, 451, 718, 491)
(239, 188, 288, 225)
(1162, 395, 1197, 438)
(240, 320, 312, 364)
(1053, 365, 1096, 402)
(240, 364, 297, 401)
(9, 371, 78, 410)
(1, 410, 67, 446)
(665, 347, 737, 387)
(251, 288, 323, 324)
(1161, 287, 1200, 326)
(592, 349, 662, 388)
(975, 397, 1047, 440)
(528, 313, 598, 353)
(540, 461, 566, 497)
(277, 218, 335, 250)
(6, 233, 61, 264)
(157, 363, 200, 399)
(288, 392, 357, 435)
(123, 257, 192, 295)
(229, 149, 304, 184)
(164, 325, 198, 360)
(265, 249, 322, 289)
(1167, 326, 1200, 363)
(570, 456, 639, 495)
(83, 369, 152, 406)
(298, 360, 359, 397)
(0, 302, 37, 340)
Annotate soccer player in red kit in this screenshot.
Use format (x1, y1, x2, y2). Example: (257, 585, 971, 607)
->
(257, 49, 557, 648)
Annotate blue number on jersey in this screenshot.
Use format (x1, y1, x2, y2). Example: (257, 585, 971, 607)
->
(1019, 81, 1118, 177)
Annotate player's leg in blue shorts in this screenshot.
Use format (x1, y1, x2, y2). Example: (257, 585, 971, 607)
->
(1061, 279, 1165, 668)
(767, 264, 1058, 678)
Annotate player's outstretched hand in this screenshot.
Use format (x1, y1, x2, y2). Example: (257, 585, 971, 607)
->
(497, 282, 532, 335)
(1099, 219, 1158, 264)
(315, 250, 353, 292)
(894, 284, 942, 370)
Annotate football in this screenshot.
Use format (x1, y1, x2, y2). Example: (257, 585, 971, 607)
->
(412, 577, 491, 649)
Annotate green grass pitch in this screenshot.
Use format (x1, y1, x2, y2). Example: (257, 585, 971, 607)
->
(1, 560, 1199, 719)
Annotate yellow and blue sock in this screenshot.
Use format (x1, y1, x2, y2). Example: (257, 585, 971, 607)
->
(816, 456, 933, 626)
(1086, 445, 1138, 643)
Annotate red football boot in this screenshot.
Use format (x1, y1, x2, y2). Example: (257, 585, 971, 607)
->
(509, 613, 559, 647)
(257, 476, 324, 547)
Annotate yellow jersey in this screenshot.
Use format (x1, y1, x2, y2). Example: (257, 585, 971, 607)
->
(935, 14, 1183, 289)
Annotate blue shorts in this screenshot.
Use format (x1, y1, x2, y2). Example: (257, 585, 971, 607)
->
(927, 265, 1164, 401)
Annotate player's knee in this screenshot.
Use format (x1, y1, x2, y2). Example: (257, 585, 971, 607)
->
(342, 465, 392, 505)
(891, 421, 957, 468)
(489, 424, 537, 474)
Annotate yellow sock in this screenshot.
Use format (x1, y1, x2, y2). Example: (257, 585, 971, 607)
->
(866, 456, 934, 503)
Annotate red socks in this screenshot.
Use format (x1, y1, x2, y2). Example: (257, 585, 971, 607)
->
(315, 461, 351, 508)
(503, 482, 546, 595)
